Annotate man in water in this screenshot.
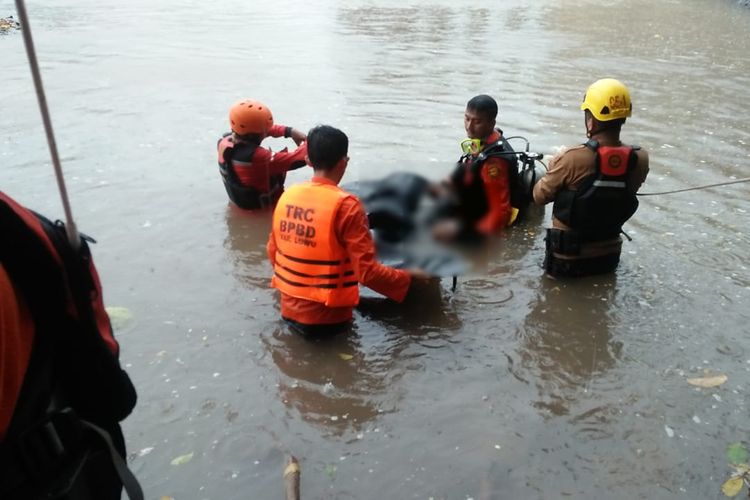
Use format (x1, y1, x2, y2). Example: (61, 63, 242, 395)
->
(533, 78, 650, 277)
(217, 99, 308, 210)
(430, 94, 518, 242)
(267, 125, 430, 335)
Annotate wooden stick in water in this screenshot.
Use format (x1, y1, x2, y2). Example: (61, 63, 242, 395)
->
(284, 455, 301, 500)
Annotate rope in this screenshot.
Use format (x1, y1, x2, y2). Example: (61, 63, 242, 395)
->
(15, 0, 80, 249)
(637, 177, 750, 196)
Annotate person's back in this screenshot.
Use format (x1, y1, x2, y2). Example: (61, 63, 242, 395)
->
(0, 191, 139, 499)
(533, 78, 649, 277)
(217, 99, 308, 210)
(267, 125, 422, 336)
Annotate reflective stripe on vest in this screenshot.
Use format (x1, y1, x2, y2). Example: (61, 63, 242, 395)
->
(592, 180, 626, 188)
(271, 182, 359, 308)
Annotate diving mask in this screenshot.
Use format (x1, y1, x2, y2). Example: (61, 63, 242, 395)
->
(460, 138, 481, 155)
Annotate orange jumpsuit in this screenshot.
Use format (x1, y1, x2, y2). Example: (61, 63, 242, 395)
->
(449, 129, 513, 234)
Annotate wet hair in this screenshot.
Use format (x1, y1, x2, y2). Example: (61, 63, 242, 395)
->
(466, 94, 498, 121)
(307, 125, 349, 171)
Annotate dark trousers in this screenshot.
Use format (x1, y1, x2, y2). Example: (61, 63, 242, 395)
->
(283, 317, 352, 337)
(543, 251, 620, 278)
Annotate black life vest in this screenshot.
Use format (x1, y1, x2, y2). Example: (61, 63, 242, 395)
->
(0, 193, 141, 500)
(552, 139, 640, 241)
(451, 132, 520, 224)
(217, 134, 284, 210)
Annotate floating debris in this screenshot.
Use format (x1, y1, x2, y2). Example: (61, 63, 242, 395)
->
(0, 16, 20, 32)
(686, 374, 728, 388)
(324, 463, 337, 478)
(138, 446, 155, 457)
(170, 452, 194, 466)
(284, 456, 300, 500)
(720, 443, 750, 497)
(721, 476, 743, 497)
(727, 443, 748, 465)
(105, 306, 134, 331)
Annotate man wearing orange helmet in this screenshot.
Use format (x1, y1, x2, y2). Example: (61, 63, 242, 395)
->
(533, 78, 650, 277)
(217, 99, 308, 210)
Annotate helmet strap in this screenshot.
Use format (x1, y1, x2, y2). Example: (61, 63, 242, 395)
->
(234, 132, 262, 146)
(584, 111, 596, 138)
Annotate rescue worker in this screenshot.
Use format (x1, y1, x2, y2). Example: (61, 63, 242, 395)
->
(533, 78, 650, 277)
(430, 94, 519, 242)
(217, 99, 308, 210)
(0, 191, 141, 499)
(267, 125, 429, 335)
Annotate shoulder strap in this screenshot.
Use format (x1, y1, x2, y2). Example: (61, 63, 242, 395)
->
(223, 141, 259, 184)
(584, 138, 599, 151)
(627, 145, 640, 172)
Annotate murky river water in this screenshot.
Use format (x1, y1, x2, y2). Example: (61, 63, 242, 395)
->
(2, 0, 750, 498)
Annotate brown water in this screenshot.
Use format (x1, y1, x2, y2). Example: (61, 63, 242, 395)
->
(2, 0, 750, 498)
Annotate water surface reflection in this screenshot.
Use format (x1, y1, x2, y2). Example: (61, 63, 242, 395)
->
(521, 276, 622, 417)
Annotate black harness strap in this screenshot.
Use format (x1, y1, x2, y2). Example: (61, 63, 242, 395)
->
(80, 419, 143, 500)
(219, 137, 283, 209)
(552, 140, 639, 241)
(1, 409, 143, 500)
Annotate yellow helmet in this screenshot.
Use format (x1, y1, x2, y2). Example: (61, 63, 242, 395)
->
(580, 78, 632, 121)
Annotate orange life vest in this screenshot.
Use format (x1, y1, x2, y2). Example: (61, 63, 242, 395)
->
(271, 182, 359, 308)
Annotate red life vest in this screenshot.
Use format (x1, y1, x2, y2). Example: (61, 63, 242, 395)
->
(217, 134, 279, 209)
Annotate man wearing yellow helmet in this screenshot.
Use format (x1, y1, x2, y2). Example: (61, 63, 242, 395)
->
(533, 78, 650, 277)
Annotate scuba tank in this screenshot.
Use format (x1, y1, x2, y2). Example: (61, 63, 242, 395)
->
(471, 134, 546, 216)
(517, 150, 546, 206)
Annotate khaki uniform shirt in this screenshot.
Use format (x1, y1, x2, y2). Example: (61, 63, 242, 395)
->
(533, 138, 649, 258)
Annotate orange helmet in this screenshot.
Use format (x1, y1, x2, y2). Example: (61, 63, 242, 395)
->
(229, 99, 274, 135)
